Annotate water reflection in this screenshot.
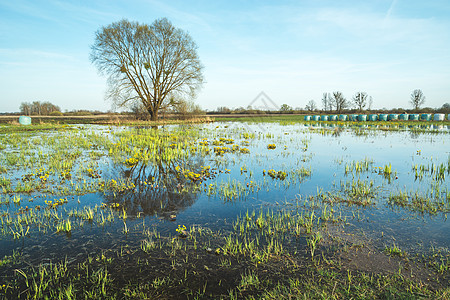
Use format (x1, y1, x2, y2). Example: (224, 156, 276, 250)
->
(408, 130, 420, 139)
(302, 122, 449, 132)
(103, 155, 207, 218)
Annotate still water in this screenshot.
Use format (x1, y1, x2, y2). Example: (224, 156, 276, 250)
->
(0, 122, 448, 269)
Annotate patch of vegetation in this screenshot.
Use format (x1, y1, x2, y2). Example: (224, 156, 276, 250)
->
(388, 189, 449, 215)
(0, 123, 72, 134)
(385, 243, 405, 257)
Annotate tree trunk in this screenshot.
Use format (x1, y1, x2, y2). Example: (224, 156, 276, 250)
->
(148, 108, 158, 121)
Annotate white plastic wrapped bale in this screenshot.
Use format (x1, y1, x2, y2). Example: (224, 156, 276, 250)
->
(19, 116, 32, 125)
(433, 114, 445, 121)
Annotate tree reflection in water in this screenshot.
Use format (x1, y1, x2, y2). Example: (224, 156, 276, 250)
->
(103, 151, 208, 219)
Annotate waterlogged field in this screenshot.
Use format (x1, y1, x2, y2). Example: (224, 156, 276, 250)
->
(0, 121, 449, 299)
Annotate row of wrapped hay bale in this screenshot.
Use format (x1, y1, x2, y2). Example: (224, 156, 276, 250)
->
(304, 113, 448, 121)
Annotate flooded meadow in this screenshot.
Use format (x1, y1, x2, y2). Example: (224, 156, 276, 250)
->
(0, 121, 449, 299)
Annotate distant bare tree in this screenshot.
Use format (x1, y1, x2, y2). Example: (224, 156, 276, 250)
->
(19, 102, 32, 115)
(352, 92, 369, 111)
(410, 89, 425, 110)
(40, 101, 60, 114)
(331, 91, 348, 113)
(305, 100, 317, 112)
(216, 106, 231, 113)
(130, 102, 150, 120)
(280, 104, 293, 113)
(368, 96, 373, 110)
(441, 103, 450, 111)
(321, 93, 332, 111)
(31, 101, 41, 115)
(173, 99, 203, 119)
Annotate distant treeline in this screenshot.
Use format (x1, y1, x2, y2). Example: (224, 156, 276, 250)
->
(8, 97, 449, 118)
(209, 103, 450, 115)
(16, 101, 113, 116)
(209, 90, 449, 115)
(1, 110, 112, 116)
(19, 101, 61, 116)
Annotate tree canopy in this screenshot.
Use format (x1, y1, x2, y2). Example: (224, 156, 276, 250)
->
(90, 18, 204, 121)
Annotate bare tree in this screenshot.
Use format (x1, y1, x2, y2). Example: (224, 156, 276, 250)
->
(352, 92, 369, 111)
(31, 101, 41, 115)
(173, 99, 203, 119)
(20, 101, 60, 115)
(441, 103, 450, 112)
(410, 89, 425, 110)
(41, 101, 60, 114)
(130, 102, 150, 120)
(91, 18, 204, 121)
(331, 91, 348, 113)
(280, 104, 293, 113)
(321, 93, 332, 111)
(20, 102, 32, 115)
(305, 100, 317, 112)
(216, 106, 231, 113)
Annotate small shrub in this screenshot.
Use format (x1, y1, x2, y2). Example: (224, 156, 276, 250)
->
(50, 111, 64, 116)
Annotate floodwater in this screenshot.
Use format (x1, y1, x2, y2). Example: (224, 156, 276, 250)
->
(0, 122, 449, 291)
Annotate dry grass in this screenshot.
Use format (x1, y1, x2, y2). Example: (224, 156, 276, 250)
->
(99, 116, 214, 126)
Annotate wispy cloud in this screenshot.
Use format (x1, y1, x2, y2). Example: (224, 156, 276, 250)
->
(51, 0, 121, 25)
(0, 48, 82, 70)
(143, 0, 215, 32)
(0, 48, 73, 59)
(0, 0, 63, 24)
(385, 0, 397, 20)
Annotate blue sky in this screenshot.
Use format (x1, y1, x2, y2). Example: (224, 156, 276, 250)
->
(1, 0, 449, 112)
